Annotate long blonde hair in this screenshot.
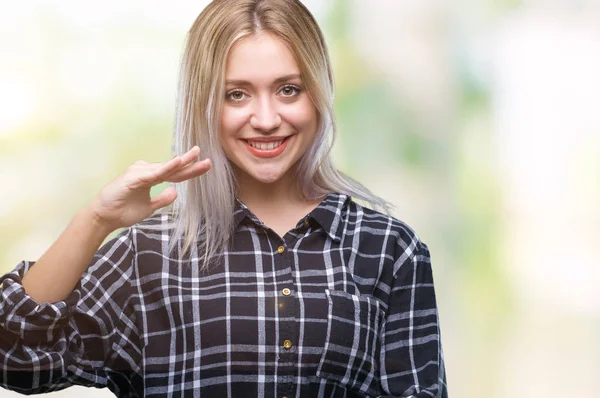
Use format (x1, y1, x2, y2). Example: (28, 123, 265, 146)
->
(151, 0, 393, 271)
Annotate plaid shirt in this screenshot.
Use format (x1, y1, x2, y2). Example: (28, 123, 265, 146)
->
(0, 192, 447, 397)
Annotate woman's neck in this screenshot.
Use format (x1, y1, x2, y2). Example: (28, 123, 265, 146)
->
(234, 171, 327, 237)
(235, 174, 303, 209)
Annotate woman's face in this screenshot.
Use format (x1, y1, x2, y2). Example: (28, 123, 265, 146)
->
(219, 32, 318, 188)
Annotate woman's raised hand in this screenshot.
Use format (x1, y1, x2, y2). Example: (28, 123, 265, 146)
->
(88, 146, 210, 232)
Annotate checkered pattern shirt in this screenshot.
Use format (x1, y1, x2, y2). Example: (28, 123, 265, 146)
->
(0, 192, 447, 397)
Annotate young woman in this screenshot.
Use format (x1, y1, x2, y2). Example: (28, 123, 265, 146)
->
(0, 0, 447, 397)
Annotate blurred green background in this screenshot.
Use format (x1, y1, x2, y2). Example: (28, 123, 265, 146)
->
(1, 1, 599, 397)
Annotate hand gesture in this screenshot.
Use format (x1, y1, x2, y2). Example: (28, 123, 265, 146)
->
(88, 146, 210, 231)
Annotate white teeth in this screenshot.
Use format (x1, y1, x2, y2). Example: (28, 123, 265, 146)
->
(248, 139, 284, 150)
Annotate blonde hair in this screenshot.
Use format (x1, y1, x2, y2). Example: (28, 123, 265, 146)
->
(151, 0, 393, 271)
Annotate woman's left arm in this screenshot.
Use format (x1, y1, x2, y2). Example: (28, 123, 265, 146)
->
(378, 241, 448, 398)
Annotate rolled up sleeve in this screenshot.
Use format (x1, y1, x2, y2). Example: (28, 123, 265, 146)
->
(378, 240, 448, 398)
(0, 227, 139, 395)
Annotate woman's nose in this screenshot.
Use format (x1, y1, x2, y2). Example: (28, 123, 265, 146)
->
(249, 96, 282, 132)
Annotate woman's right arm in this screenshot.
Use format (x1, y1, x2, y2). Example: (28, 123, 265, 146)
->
(20, 146, 209, 305)
(0, 145, 211, 394)
(20, 205, 116, 305)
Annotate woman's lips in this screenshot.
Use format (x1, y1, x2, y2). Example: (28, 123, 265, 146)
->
(244, 136, 292, 158)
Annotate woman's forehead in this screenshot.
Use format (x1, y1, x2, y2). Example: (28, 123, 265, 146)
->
(225, 33, 301, 83)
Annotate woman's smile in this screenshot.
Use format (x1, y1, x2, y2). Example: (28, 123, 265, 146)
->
(243, 135, 294, 158)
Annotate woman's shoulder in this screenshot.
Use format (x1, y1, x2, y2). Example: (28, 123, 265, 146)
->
(346, 197, 423, 243)
(345, 197, 429, 269)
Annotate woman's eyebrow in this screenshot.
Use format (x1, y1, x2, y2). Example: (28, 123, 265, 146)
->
(225, 73, 302, 86)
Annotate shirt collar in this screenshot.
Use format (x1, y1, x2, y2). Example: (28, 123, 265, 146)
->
(233, 198, 263, 229)
(233, 192, 350, 242)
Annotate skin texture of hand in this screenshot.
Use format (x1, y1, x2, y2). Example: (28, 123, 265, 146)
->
(89, 146, 210, 231)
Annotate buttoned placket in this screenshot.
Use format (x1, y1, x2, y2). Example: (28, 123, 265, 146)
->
(243, 211, 311, 398)
(272, 231, 299, 398)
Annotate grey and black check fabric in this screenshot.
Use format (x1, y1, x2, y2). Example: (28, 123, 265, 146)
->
(0, 192, 447, 397)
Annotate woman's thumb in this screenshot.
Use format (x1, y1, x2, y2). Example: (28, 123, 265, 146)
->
(150, 186, 177, 211)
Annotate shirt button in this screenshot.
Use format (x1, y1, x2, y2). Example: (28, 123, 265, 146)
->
(304, 219, 310, 226)
(277, 246, 285, 254)
(282, 288, 291, 296)
(283, 339, 292, 350)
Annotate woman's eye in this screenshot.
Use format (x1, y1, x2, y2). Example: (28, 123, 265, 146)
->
(280, 85, 301, 97)
(227, 90, 246, 102)
(226, 86, 300, 102)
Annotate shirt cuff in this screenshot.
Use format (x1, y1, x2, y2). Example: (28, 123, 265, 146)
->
(0, 260, 80, 344)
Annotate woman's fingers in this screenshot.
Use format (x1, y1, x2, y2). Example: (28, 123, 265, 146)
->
(166, 158, 212, 183)
(132, 147, 204, 188)
(180, 145, 201, 164)
(156, 146, 200, 178)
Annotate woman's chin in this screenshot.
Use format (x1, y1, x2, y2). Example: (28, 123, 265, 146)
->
(247, 167, 288, 185)
(233, 161, 295, 186)
(252, 173, 283, 185)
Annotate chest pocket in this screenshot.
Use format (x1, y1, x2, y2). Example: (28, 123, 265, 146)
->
(316, 289, 385, 396)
